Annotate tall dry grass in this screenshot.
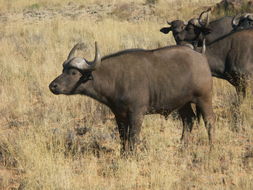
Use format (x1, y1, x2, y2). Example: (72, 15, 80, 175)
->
(0, 0, 220, 12)
(0, 0, 253, 189)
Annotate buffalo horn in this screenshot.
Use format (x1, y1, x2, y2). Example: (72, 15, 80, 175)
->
(232, 13, 242, 27)
(198, 8, 211, 27)
(191, 18, 202, 27)
(66, 42, 101, 71)
(86, 41, 101, 70)
(232, 13, 253, 27)
(201, 38, 206, 54)
(246, 13, 253, 20)
(67, 42, 86, 60)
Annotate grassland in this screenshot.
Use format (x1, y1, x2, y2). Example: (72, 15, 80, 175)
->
(0, 0, 252, 189)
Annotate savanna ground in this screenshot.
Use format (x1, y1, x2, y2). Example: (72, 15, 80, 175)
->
(0, 0, 252, 189)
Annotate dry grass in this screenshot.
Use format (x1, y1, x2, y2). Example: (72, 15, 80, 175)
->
(0, 0, 220, 12)
(0, 0, 253, 189)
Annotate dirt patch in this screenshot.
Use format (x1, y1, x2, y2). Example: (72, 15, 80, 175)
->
(111, 3, 156, 22)
(212, 0, 253, 15)
(0, 168, 22, 190)
(0, 2, 162, 24)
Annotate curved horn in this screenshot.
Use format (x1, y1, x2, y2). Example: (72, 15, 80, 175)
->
(191, 18, 202, 27)
(246, 13, 253, 20)
(66, 42, 101, 71)
(205, 12, 210, 26)
(184, 43, 194, 49)
(67, 42, 86, 60)
(242, 13, 253, 18)
(87, 41, 101, 70)
(201, 38, 206, 54)
(167, 21, 172, 25)
(232, 13, 242, 27)
(198, 8, 211, 26)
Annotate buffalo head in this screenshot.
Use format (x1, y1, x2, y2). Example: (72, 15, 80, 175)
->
(160, 20, 187, 42)
(49, 42, 101, 95)
(172, 8, 212, 46)
(232, 13, 253, 30)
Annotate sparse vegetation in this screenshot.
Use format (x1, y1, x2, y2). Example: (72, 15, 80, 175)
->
(146, 0, 158, 5)
(0, 0, 252, 189)
(212, 0, 253, 18)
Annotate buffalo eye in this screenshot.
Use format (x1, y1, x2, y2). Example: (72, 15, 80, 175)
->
(71, 71, 77, 76)
(186, 25, 193, 31)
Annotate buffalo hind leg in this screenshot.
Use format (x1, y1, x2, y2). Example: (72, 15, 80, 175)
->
(178, 103, 195, 144)
(235, 77, 247, 101)
(115, 115, 129, 156)
(236, 85, 246, 101)
(196, 95, 215, 146)
(196, 105, 202, 124)
(232, 82, 247, 131)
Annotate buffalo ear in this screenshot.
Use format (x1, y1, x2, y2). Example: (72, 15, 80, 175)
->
(200, 27, 212, 35)
(160, 27, 172, 34)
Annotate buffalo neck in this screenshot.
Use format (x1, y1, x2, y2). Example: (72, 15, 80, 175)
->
(205, 16, 233, 44)
(80, 63, 114, 107)
(197, 37, 232, 80)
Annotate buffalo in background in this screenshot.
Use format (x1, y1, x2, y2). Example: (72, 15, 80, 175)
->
(161, 9, 253, 103)
(160, 9, 234, 46)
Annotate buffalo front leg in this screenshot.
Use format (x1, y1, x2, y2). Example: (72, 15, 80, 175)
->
(115, 115, 129, 155)
(128, 111, 144, 153)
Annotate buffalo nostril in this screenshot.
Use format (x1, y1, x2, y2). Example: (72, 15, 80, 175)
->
(52, 83, 57, 89)
(49, 82, 60, 95)
(50, 82, 58, 90)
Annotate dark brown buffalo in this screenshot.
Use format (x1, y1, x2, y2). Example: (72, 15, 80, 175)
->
(176, 24, 253, 100)
(160, 20, 186, 44)
(232, 13, 253, 30)
(49, 42, 215, 154)
(160, 9, 234, 46)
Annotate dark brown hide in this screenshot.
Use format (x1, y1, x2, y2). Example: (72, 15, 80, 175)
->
(160, 20, 186, 43)
(163, 14, 233, 45)
(49, 45, 215, 154)
(171, 14, 253, 102)
(232, 14, 253, 30)
(176, 16, 233, 46)
(201, 29, 253, 98)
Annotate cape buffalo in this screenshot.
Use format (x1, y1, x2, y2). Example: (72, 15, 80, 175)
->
(176, 23, 253, 101)
(232, 13, 253, 30)
(49, 42, 215, 154)
(160, 20, 187, 44)
(160, 9, 234, 46)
